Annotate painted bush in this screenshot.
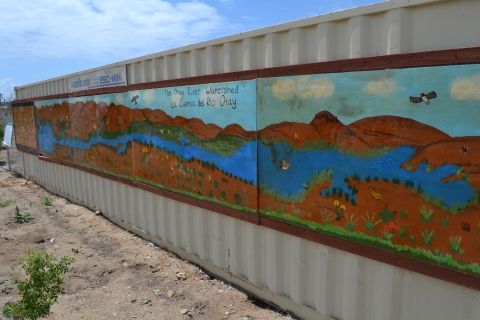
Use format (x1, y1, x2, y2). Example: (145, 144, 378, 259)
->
(257, 65, 480, 276)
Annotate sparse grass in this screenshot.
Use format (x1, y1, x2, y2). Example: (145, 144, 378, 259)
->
(439, 217, 449, 227)
(421, 229, 435, 246)
(14, 206, 34, 224)
(419, 205, 434, 223)
(404, 180, 414, 189)
(400, 210, 408, 219)
(425, 164, 434, 173)
(41, 196, 52, 206)
(365, 176, 371, 183)
(392, 177, 400, 184)
(381, 230, 394, 242)
(362, 211, 382, 231)
(416, 181, 425, 195)
(449, 236, 465, 254)
(462, 173, 471, 182)
(0, 200, 10, 207)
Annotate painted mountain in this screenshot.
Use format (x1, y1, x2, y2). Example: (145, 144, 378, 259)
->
(35, 100, 258, 214)
(258, 111, 480, 277)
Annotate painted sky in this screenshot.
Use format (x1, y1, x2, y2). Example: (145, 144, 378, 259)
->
(1, 0, 384, 98)
(257, 64, 480, 137)
(35, 80, 257, 131)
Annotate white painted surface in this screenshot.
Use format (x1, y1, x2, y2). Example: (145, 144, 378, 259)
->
(22, 153, 480, 320)
(15, 0, 480, 100)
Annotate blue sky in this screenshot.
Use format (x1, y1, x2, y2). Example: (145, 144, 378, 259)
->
(0, 0, 385, 100)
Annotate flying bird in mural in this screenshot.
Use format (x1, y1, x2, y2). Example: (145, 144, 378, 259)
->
(409, 91, 437, 105)
(131, 95, 140, 105)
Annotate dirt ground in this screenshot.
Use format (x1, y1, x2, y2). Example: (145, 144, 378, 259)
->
(0, 169, 293, 320)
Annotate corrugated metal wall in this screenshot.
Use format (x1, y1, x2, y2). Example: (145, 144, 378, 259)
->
(23, 153, 480, 320)
(15, 0, 480, 100)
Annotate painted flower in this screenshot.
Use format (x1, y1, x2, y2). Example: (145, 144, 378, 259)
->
(340, 205, 346, 211)
(334, 200, 340, 207)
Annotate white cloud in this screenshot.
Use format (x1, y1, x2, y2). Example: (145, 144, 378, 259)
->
(451, 73, 480, 101)
(0, 0, 226, 63)
(365, 78, 398, 97)
(0, 78, 15, 100)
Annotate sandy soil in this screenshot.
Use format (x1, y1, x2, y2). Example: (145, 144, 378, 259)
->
(0, 170, 292, 320)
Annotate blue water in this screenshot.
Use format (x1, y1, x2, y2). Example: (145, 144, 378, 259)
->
(37, 123, 257, 184)
(258, 143, 473, 207)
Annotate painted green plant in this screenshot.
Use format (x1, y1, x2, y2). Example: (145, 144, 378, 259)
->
(397, 223, 408, 238)
(409, 234, 416, 243)
(379, 205, 395, 222)
(400, 210, 408, 219)
(362, 211, 382, 231)
(321, 212, 334, 224)
(421, 229, 435, 246)
(449, 235, 465, 254)
(477, 221, 480, 235)
(381, 230, 394, 242)
(419, 205, 434, 223)
(345, 214, 359, 232)
(439, 217, 449, 227)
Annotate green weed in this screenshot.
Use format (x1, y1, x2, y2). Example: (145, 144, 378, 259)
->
(42, 196, 53, 206)
(321, 212, 334, 224)
(381, 230, 394, 242)
(406, 164, 413, 172)
(0, 200, 10, 207)
(421, 229, 435, 246)
(400, 210, 408, 218)
(14, 206, 34, 224)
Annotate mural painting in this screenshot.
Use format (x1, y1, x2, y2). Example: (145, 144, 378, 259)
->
(13, 106, 38, 150)
(257, 65, 480, 276)
(34, 80, 257, 213)
(129, 81, 257, 213)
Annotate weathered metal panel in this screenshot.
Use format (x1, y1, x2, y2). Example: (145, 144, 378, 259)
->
(22, 153, 480, 320)
(15, 0, 480, 100)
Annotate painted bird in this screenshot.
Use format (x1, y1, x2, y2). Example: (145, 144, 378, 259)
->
(409, 91, 437, 105)
(131, 95, 140, 105)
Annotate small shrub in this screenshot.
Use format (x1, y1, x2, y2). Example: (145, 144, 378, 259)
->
(373, 176, 379, 181)
(233, 193, 242, 205)
(352, 172, 361, 182)
(400, 210, 408, 218)
(381, 231, 394, 242)
(439, 217, 449, 227)
(382, 178, 389, 182)
(419, 205, 434, 223)
(0, 200, 10, 207)
(392, 177, 400, 184)
(365, 176, 371, 183)
(425, 164, 433, 173)
(1, 250, 74, 320)
(14, 206, 34, 224)
(406, 164, 413, 172)
(416, 181, 425, 195)
(421, 229, 435, 246)
(449, 235, 465, 254)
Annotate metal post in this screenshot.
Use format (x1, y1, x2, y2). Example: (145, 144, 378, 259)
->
(6, 145, 10, 171)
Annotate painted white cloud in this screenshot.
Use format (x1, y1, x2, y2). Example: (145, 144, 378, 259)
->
(0, 0, 226, 63)
(365, 78, 398, 97)
(271, 76, 334, 101)
(144, 89, 156, 103)
(451, 73, 480, 101)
